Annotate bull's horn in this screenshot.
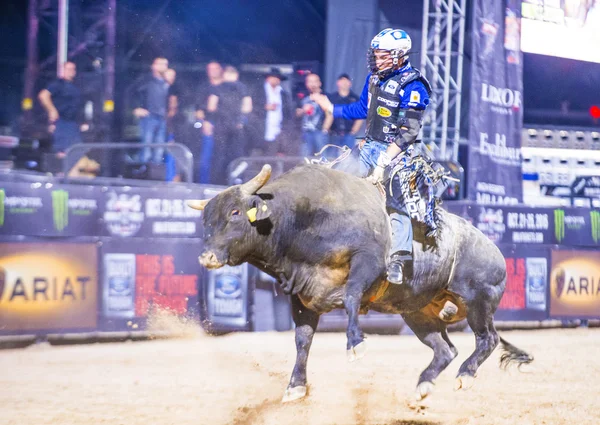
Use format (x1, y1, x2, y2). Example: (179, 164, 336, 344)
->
(240, 164, 272, 196)
(187, 199, 210, 210)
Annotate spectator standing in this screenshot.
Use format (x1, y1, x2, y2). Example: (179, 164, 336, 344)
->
(195, 61, 224, 183)
(164, 68, 184, 181)
(252, 68, 292, 156)
(133, 57, 171, 164)
(38, 61, 85, 155)
(322, 74, 363, 149)
(205, 65, 253, 183)
(296, 73, 327, 157)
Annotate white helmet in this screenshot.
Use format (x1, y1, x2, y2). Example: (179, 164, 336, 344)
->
(368, 28, 412, 78)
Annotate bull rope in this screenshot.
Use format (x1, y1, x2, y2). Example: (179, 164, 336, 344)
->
(307, 144, 352, 168)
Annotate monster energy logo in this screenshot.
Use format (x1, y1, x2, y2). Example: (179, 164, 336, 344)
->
(0, 189, 4, 226)
(554, 209, 565, 242)
(52, 190, 69, 231)
(591, 211, 600, 244)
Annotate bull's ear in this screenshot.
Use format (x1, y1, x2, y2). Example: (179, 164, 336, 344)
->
(255, 201, 271, 221)
(247, 196, 271, 222)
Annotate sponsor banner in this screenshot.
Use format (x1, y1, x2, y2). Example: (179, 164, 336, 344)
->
(100, 187, 204, 238)
(467, 0, 523, 204)
(205, 265, 250, 330)
(496, 244, 549, 321)
(100, 239, 200, 326)
(550, 250, 600, 318)
(0, 242, 98, 333)
(552, 208, 600, 247)
(471, 205, 552, 244)
(49, 185, 100, 236)
(0, 182, 98, 236)
(0, 182, 49, 236)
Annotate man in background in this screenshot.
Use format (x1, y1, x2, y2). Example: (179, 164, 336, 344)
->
(195, 61, 224, 183)
(133, 57, 171, 164)
(322, 74, 363, 149)
(38, 61, 85, 156)
(163, 68, 185, 181)
(252, 68, 292, 156)
(205, 65, 253, 183)
(296, 73, 327, 157)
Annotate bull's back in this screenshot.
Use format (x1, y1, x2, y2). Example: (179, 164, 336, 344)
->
(263, 165, 389, 241)
(265, 165, 385, 214)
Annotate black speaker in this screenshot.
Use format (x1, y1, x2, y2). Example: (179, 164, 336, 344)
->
(122, 162, 166, 181)
(41, 153, 63, 174)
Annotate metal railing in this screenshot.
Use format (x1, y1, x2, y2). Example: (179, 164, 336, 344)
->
(63, 142, 195, 182)
(226, 156, 306, 185)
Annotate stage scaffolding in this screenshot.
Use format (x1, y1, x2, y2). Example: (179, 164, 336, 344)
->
(420, 0, 467, 162)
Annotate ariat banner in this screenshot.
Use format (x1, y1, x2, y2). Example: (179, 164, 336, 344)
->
(0, 243, 98, 333)
(467, 0, 523, 204)
(550, 250, 600, 318)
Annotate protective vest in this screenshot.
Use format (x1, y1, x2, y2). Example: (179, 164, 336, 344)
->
(365, 68, 432, 143)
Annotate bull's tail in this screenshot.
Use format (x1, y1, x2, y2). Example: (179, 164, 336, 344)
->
(498, 336, 534, 370)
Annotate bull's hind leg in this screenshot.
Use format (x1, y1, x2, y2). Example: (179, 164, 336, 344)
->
(455, 296, 500, 391)
(282, 294, 320, 403)
(403, 311, 458, 400)
(344, 253, 385, 362)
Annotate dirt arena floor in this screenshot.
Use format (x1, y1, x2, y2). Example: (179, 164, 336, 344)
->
(1, 325, 599, 425)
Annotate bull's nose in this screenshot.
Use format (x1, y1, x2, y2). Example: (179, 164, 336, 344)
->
(199, 251, 223, 269)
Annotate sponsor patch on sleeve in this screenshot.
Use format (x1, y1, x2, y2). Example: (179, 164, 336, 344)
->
(410, 91, 421, 103)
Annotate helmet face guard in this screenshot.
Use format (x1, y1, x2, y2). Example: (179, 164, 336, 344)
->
(367, 48, 408, 79)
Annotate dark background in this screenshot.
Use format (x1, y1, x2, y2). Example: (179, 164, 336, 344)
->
(1, 0, 599, 129)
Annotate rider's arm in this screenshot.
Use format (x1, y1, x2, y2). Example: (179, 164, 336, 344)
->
(393, 81, 430, 150)
(332, 74, 371, 120)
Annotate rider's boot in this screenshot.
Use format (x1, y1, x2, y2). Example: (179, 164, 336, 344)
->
(387, 250, 411, 284)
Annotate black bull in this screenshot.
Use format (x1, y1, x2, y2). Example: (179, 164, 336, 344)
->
(188, 164, 532, 402)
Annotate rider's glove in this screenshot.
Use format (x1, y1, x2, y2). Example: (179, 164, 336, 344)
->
(367, 152, 390, 185)
(376, 151, 391, 168)
(367, 165, 385, 185)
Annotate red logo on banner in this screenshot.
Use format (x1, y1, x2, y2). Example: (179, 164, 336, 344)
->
(499, 257, 525, 310)
(135, 255, 197, 316)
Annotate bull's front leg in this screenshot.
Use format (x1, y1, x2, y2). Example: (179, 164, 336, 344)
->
(344, 253, 385, 362)
(282, 294, 320, 403)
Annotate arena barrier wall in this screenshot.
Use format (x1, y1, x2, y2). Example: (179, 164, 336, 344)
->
(0, 178, 252, 337)
(0, 176, 598, 337)
(445, 202, 600, 321)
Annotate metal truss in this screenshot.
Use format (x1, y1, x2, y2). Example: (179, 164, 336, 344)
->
(419, 0, 467, 161)
(22, 0, 116, 123)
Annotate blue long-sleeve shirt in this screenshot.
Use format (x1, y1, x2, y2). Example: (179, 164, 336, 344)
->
(333, 63, 430, 121)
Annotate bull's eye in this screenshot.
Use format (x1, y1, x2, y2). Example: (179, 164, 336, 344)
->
(231, 209, 241, 216)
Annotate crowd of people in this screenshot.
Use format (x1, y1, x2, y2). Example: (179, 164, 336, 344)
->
(38, 57, 364, 184)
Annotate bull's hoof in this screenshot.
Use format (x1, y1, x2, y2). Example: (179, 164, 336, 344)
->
(438, 300, 458, 321)
(281, 385, 307, 403)
(454, 374, 476, 391)
(346, 341, 367, 362)
(415, 381, 434, 401)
